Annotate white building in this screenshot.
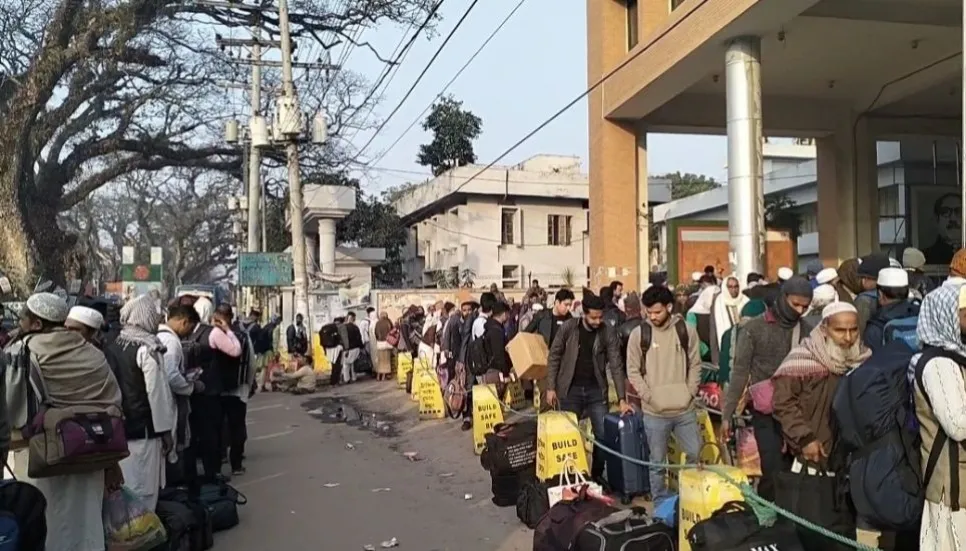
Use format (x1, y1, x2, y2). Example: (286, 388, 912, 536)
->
(393, 154, 672, 288)
(653, 139, 962, 273)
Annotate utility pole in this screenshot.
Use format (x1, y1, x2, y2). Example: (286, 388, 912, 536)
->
(247, 26, 263, 257)
(278, 0, 311, 331)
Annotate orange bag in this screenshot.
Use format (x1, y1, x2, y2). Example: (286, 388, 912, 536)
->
(736, 426, 761, 477)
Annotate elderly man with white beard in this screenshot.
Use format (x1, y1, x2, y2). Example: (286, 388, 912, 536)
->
(771, 301, 869, 550)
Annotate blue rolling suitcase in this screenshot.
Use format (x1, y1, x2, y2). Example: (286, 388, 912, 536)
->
(602, 412, 649, 504)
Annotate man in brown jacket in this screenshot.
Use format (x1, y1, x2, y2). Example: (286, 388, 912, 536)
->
(626, 285, 702, 501)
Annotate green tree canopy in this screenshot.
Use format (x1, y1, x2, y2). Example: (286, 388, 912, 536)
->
(417, 95, 482, 176)
(659, 171, 722, 200)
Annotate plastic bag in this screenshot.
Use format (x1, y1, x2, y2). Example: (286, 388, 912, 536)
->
(736, 426, 762, 477)
(103, 487, 167, 551)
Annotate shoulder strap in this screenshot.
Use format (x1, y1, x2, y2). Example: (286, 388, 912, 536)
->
(792, 321, 802, 346)
(915, 346, 966, 507)
(674, 319, 689, 352)
(638, 321, 651, 375)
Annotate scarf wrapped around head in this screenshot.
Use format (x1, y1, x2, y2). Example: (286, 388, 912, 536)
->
(774, 276, 813, 328)
(689, 286, 719, 315)
(837, 258, 863, 296)
(774, 321, 870, 378)
(117, 294, 165, 352)
(917, 283, 966, 356)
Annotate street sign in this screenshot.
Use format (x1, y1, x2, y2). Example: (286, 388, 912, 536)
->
(238, 253, 293, 287)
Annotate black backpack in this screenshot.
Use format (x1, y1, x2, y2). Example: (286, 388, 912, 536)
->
(516, 478, 550, 529)
(319, 323, 341, 349)
(0, 478, 47, 551)
(831, 340, 922, 530)
(467, 331, 491, 376)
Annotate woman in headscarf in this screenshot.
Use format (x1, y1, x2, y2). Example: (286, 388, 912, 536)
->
(835, 258, 863, 304)
(687, 285, 718, 361)
(373, 312, 394, 381)
(772, 302, 868, 550)
(673, 284, 690, 313)
(108, 294, 176, 510)
(710, 276, 749, 364)
(914, 283, 966, 551)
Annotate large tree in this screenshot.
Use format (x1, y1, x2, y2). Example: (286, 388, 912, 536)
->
(0, 0, 438, 295)
(659, 171, 721, 200)
(416, 95, 482, 176)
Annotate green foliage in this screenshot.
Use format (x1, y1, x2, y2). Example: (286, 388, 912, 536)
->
(417, 95, 483, 176)
(334, 178, 408, 288)
(764, 194, 803, 238)
(431, 267, 476, 289)
(660, 171, 721, 200)
(263, 190, 290, 254)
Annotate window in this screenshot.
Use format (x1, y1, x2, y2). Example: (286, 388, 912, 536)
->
(501, 209, 516, 245)
(548, 215, 573, 246)
(626, 0, 639, 49)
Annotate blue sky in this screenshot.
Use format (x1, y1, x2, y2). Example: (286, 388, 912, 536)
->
(341, 0, 728, 194)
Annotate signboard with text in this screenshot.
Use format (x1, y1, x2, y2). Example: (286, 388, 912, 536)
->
(238, 253, 293, 287)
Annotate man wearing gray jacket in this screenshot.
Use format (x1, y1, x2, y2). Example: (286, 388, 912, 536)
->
(545, 293, 631, 481)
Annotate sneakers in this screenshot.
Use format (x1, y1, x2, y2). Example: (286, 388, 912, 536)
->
(460, 420, 472, 432)
(232, 467, 246, 476)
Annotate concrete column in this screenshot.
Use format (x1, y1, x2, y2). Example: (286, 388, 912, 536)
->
(817, 117, 879, 264)
(636, 132, 650, 291)
(725, 37, 765, 283)
(587, 0, 641, 290)
(318, 217, 337, 275)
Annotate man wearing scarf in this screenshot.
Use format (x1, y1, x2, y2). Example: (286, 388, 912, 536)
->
(710, 276, 748, 364)
(6, 292, 122, 551)
(771, 302, 868, 551)
(105, 294, 176, 510)
(721, 276, 813, 500)
(835, 258, 863, 305)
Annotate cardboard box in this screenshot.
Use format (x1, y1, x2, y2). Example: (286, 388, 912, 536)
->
(506, 332, 549, 380)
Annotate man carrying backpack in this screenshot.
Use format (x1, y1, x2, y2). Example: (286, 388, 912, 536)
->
(626, 286, 701, 501)
(854, 253, 891, 333)
(863, 267, 919, 351)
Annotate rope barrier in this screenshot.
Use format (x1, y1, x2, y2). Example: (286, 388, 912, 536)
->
(455, 374, 882, 551)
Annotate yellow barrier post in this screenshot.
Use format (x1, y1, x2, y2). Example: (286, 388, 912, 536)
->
(417, 369, 446, 420)
(396, 353, 413, 388)
(502, 379, 527, 412)
(668, 410, 720, 490)
(536, 411, 590, 480)
(678, 466, 748, 551)
(411, 356, 432, 402)
(472, 384, 504, 455)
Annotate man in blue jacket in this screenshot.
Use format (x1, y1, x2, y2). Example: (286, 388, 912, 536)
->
(864, 267, 919, 351)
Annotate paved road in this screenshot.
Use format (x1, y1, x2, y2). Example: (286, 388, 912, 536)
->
(217, 379, 531, 551)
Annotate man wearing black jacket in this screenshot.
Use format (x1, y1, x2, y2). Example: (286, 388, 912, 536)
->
(524, 288, 574, 347)
(616, 292, 643, 365)
(600, 286, 625, 329)
(546, 293, 631, 481)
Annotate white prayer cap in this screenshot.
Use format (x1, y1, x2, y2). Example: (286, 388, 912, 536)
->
(877, 267, 909, 288)
(777, 267, 794, 281)
(813, 284, 838, 306)
(531, 303, 544, 312)
(67, 306, 104, 329)
(26, 292, 69, 323)
(822, 302, 858, 319)
(691, 272, 702, 282)
(816, 267, 838, 285)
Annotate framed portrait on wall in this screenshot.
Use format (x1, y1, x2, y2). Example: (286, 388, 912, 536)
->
(910, 185, 963, 267)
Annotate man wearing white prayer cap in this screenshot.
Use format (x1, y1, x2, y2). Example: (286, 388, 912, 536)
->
(816, 267, 838, 286)
(21, 292, 69, 330)
(777, 267, 794, 283)
(863, 267, 920, 351)
(65, 306, 104, 344)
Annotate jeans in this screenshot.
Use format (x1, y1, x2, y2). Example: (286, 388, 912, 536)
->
(642, 410, 701, 500)
(751, 411, 790, 501)
(222, 396, 247, 471)
(559, 385, 609, 479)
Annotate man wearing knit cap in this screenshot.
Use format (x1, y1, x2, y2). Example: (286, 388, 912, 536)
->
(901, 247, 935, 300)
(722, 275, 813, 500)
(863, 267, 919, 352)
(854, 253, 891, 333)
(65, 306, 105, 345)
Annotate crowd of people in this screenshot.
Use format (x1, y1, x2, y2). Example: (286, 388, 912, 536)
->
(0, 291, 272, 550)
(294, 247, 966, 551)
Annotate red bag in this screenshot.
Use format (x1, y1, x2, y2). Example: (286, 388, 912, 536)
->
(385, 328, 400, 347)
(532, 486, 617, 551)
(697, 382, 722, 410)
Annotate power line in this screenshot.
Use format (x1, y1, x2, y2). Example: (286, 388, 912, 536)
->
(350, 0, 481, 164)
(342, 1, 445, 145)
(368, 0, 528, 168)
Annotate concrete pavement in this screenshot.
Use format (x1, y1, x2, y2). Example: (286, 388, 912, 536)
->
(216, 379, 532, 551)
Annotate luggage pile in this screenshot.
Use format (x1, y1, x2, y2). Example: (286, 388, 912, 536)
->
(152, 481, 247, 550)
(480, 420, 538, 507)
